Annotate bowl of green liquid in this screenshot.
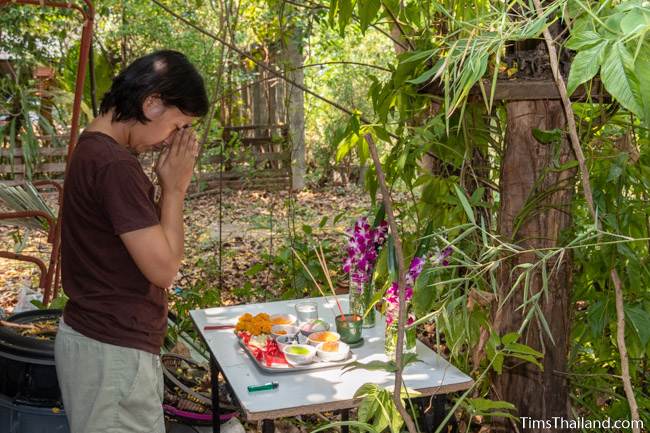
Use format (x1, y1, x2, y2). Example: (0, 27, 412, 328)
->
(282, 344, 316, 365)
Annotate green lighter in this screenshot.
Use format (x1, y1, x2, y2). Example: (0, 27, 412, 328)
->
(247, 382, 279, 393)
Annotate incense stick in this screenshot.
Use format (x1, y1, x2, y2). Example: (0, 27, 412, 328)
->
(313, 244, 348, 323)
(290, 247, 347, 321)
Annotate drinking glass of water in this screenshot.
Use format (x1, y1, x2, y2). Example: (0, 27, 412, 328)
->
(295, 301, 318, 323)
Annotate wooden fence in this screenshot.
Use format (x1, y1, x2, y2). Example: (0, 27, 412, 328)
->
(0, 126, 292, 192)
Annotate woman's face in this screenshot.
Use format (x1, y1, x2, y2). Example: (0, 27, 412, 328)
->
(128, 97, 197, 153)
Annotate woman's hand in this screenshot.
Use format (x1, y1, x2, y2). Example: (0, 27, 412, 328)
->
(155, 127, 199, 195)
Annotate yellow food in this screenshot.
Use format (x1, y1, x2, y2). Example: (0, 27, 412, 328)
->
(235, 313, 273, 336)
(275, 330, 287, 335)
(310, 332, 338, 342)
(271, 316, 292, 325)
(322, 342, 339, 352)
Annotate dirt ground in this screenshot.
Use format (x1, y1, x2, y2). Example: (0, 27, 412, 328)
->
(0, 185, 371, 314)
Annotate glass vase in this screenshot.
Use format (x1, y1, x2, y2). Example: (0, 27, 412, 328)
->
(349, 278, 376, 328)
(384, 318, 417, 361)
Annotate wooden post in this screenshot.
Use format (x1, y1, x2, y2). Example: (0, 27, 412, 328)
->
(492, 99, 575, 433)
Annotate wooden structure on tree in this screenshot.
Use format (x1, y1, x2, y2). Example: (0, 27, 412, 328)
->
(421, 36, 592, 433)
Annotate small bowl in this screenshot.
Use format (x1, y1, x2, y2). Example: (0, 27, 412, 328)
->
(271, 324, 299, 339)
(307, 331, 341, 346)
(282, 344, 316, 365)
(270, 314, 297, 326)
(275, 335, 295, 352)
(316, 341, 350, 362)
(299, 319, 330, 336)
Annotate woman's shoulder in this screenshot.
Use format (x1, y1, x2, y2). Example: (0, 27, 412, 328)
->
(74, 130, 136, 166)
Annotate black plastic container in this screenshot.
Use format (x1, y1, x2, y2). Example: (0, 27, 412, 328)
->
(0, 309, 62, 405)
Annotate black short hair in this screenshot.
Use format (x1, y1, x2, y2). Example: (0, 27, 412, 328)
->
(99, 50, 209, 123)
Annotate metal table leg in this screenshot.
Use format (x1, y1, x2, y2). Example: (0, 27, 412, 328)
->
(341, 408, 350, 433)
(431, 395, 457, 433)
(412, 394, 458, 433)
(262, 419, 275, 433)
(210, 353, 221, 433)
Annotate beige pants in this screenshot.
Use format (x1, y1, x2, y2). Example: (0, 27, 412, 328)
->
(55, 319, 165, 433)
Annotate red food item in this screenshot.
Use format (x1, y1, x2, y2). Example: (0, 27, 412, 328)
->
(239, 333, 288, 366)
(263, 339, 287, 366)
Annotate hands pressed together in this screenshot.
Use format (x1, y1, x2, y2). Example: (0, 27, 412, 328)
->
(155, 127, 199, 195)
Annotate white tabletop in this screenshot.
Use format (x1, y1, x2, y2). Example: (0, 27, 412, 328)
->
(190, 295, 473, 421)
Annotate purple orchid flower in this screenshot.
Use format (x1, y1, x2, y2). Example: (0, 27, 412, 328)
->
(433, 246, 453, 266)
(344, 217, 389, 287)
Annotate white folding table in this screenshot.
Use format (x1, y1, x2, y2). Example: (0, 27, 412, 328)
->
(190, 295, 473, 433)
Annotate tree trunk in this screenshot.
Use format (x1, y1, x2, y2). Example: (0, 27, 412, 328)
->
(492, 100, 575, 433)
(286, 30, 305, 191)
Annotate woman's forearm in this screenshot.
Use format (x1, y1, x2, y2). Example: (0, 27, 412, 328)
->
(159, 189, 186, 269)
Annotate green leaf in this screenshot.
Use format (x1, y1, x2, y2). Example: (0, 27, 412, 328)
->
(357, 0, 381, 33)
(357, 396, 379, 423)
(517, 14, 551, 40)
(328, 0, 339, 27)
(354, 383, 380, 398)
(468, 398, 516, 413)
(336, 133, 359, 162)
(372, 126, 391, 142)
(401, 49, 436, 64)
(506, 342, 543, 358)
(407, 59, 445, 85)
(389, 400, 403, 433)
(493, 353, 504, 374)
(620, 9, 650, 34)
(509, 353, 544, 370)
(501, 332, 519, 346)
(372, 204, 386, 227)
(600, 42, 644, 117)
(453, 184, 476, 224)
(566, 41, 607, 95)
(550, 160, 579, 172)
(625, 305, 650, 347)
(532, 127, 563, 144)
(635, 40, 650, 126)
(338, 0, 354, 34)
(565, 30, 602, 50)
(387, 236, 397, 281)
(373, 394, 391, 433)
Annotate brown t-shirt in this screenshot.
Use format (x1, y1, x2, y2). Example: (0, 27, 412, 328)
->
(61, 130, 167, 354)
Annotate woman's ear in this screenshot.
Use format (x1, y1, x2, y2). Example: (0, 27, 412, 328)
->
(142, 95, 166, 120)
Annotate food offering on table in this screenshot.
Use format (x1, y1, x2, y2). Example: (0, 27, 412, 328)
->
(238, 330, 286, 367)
(282, 344, 316, 365)
(275, 334, 294, 352)
(235, 312, 353, 369)
(235, 312, 273, 336)
(269, 314, 297, 326)
(316, 341, 350, 362)
(271, 324, 299, 339)
(307, 331, 341, 346)
(299, 318, 330, 336)
(235, 313, 286, 367)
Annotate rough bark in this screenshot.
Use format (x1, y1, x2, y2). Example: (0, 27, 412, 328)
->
(286, 30, 306, 191)
(492, 100, 575, 433)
